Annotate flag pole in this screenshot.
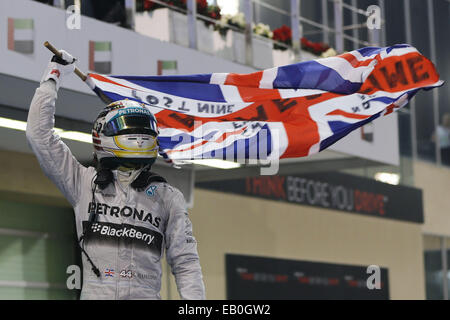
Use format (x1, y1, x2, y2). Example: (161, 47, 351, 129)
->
(43, 41, 87, 81)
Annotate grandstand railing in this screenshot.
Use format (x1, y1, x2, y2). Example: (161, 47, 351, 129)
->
(46, 0, 385, 69)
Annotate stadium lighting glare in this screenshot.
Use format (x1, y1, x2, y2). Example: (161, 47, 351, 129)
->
(0, 117, 27, 131)
(374, 172, 400, 185)
(58, 131, 92, 143)
(2, 117, 239, 169)
(186, 159, 241, 169)
(0, 116, 92, 144)
(217, 0, 239, 16)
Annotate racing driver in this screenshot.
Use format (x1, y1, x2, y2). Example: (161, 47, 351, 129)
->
(26, 50, 205, 300)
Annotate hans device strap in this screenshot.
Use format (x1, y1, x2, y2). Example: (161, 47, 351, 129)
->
(94, 168, 114, 190)
(131, 171, 167, 191)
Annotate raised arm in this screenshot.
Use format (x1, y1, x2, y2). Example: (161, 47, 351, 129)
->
(165, 188, 206, 300)
(26, 51, 86, 206)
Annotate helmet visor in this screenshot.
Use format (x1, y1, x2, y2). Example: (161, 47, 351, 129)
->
(103, 114, 158, 137)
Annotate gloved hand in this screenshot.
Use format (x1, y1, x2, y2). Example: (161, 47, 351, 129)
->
(40, 50, 76, 90)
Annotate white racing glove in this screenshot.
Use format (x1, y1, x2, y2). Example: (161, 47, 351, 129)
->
(40, 49, 76, 90)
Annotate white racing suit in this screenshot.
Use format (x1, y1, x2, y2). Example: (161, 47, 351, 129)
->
(26, 80, 205, 300)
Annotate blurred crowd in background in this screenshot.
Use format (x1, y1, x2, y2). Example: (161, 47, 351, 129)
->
(35, 0, 129, 27)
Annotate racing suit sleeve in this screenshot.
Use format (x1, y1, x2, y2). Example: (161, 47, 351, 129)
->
(165, 189, 206, 300)
(26, 80, 84, 206)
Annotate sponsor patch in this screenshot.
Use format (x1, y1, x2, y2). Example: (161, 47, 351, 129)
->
(146, 185, 157, 197)
(84, 221, 163, 256)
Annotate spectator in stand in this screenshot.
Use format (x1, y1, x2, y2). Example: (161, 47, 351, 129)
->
(432, 113, 450, 165)
(35, 0, 129, 28)
(35, 0, 54, 5)
(91, 0, 129, 28)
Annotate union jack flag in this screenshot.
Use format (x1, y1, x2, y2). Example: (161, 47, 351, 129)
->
(104, 268, 115, 277)
(86, 44, 443, 163)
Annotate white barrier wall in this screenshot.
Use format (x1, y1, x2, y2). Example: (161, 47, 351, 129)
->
(0, 0, 255, 97)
